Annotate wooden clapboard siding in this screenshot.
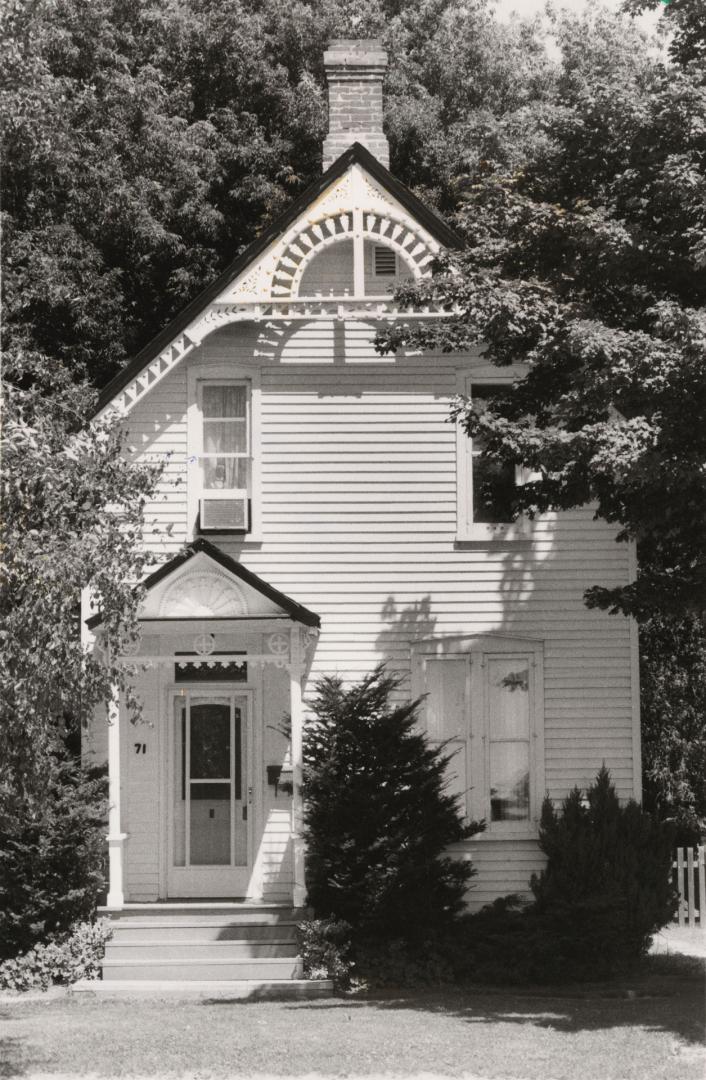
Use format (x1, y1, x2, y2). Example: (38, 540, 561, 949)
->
(258, 664, 295, 901)
(123, 668, 162, 901)
(458, 839, 547, 911)
(299, 239, 354, 296)
(118, 316, 637, 906)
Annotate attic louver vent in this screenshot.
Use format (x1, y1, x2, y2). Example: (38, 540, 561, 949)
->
(374, 246, 397, 276)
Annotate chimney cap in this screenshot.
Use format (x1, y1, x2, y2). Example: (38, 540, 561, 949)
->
(324, 38, 388, 69)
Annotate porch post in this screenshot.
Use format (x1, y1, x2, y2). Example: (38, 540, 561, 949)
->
(289, 627, 306, 909)
(106, 686, 126, 908)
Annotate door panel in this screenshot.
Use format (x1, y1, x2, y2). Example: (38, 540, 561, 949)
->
(168, 690, 250, 897)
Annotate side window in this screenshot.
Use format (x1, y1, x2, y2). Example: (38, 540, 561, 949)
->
(470, 384, 516, 525)
(419, 640, 543, 832)
(199, 382, 250, 533)
(456, 374, 527, 541)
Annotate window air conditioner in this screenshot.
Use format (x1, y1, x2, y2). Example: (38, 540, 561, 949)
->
(200, 494, 249, 532)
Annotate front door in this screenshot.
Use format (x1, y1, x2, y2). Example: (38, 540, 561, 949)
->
(168, 689, 251, 897)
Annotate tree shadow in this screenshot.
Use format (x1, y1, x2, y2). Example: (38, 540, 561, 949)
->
(374, 595, 437, 690)
(0, 1032, 34, 1078)
(282, 966, 706, 1046)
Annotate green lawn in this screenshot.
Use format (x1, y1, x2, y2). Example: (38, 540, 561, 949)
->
(1, 958, 704, 1080)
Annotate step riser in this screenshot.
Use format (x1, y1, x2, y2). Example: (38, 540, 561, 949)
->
(104, 942, 299, 960)
(105, 914, 298, 928)
(108, 924, 297, 944)
(103, 959, 304, 981)
(101, 906, 298, 919)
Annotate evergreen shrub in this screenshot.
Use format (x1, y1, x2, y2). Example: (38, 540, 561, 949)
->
(529, 766, 678, 978)
(303, 665, 482, 956)
(456, 768, 679, 983)
(0, 757, 107, 960)
(0, 920, 111, 992)
(355, 933, 458, 988)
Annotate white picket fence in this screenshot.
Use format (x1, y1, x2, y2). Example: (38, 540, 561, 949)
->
(673, 846, 706, 928)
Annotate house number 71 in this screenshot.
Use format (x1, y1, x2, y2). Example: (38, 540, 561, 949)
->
(134, 743, 147, 754)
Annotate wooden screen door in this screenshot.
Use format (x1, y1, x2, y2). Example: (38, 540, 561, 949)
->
(167, 689, 251, 897)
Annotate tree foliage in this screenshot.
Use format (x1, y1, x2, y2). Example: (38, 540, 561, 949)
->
(640, 615, 706, 839)
(0, 367, 163, 794)
(303, 665, 480, 943)
(0, 756, 107, 961)
(623, 0, 706, 68)
(379, 8, 706, 620)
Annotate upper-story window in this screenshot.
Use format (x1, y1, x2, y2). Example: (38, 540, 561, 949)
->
(470, 384, 517, 524)
(195, 381, 251, 534)
(188, 365, 262, 540)
(457, 373, 529, 542)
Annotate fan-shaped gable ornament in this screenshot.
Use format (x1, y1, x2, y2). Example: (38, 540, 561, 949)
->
(158, 572, 248, 618)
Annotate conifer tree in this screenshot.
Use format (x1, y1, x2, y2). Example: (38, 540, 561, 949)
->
(303, 665, 481, 943)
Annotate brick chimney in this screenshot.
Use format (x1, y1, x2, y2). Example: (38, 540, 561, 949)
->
(322, 39, 389, 170)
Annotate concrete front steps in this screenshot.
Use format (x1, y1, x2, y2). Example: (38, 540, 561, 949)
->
(81, 903, 332, 999)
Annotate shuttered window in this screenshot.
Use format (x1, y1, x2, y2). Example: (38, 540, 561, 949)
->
(424, 658, 469, 813)
(418, 639, 544, 832)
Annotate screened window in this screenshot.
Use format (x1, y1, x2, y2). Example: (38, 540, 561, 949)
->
(198, 382, 251, 532)
(201, 384, 249, 491)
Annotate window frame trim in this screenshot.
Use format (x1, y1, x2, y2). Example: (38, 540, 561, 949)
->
(412, 635, 545, 838)
(187, 363, 262, 542)
(455, 369, 530, 543)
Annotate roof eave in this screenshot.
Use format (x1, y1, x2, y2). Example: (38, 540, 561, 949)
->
(92, 143, 462, 415)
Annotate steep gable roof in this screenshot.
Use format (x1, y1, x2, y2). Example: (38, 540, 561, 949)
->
(86, 538, 321, 629)
(94, 143, 461, 416)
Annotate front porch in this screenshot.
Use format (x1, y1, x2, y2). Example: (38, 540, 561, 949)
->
(84, 541, 320, 914)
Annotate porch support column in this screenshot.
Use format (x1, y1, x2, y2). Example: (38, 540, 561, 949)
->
(290, 627, 306, 910)
(106, 687, 127, 908)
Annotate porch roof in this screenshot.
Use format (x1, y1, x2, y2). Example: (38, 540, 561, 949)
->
(85, 539, 321, 630)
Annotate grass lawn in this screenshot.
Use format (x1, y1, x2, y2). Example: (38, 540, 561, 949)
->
(0, 957, 704, 1080)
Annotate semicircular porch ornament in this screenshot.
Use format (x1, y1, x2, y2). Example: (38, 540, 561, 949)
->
(158, 571, 248, 617)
